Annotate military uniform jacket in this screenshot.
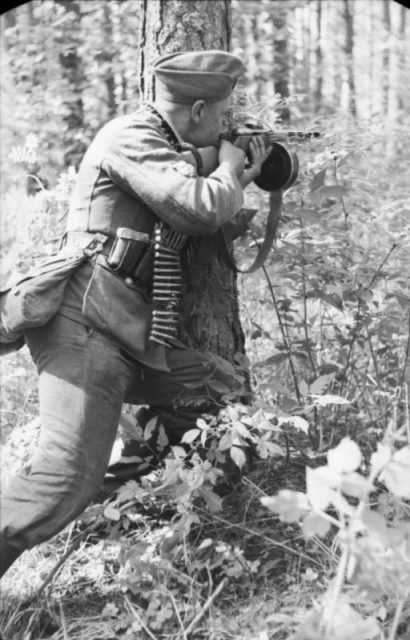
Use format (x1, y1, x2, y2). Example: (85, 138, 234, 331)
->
(61, 104, 244, 368)
(66, 103, 243, 238)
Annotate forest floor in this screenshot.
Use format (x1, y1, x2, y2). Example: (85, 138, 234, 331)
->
(1, 353, 409, 640)
(0, 455, 325, 640)
(1, 434, 409, 640)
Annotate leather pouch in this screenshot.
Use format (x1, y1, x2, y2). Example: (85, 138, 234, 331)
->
(81, 253, 151, 358)
(0, 248, 89, 356)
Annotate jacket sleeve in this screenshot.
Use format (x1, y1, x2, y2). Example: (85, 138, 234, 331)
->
(100, 119, 244, 236)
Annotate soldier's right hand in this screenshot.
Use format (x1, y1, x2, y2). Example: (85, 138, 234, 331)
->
(218, 140, 246, 178)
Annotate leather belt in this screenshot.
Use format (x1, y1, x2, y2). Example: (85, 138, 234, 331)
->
(60, 230, 113, 255)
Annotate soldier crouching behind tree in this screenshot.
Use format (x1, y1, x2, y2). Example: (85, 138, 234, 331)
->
(0, 50, 272, 578)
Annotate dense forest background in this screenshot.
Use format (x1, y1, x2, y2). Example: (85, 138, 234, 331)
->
(1, 1, 410, 639)
(1, 0, 409, 187)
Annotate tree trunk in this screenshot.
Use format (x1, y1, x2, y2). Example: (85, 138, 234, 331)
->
(138, 0, 248, 381)
(382, 0, 391, 117)
(397, 4, 406, 112)
(314, 0, 323, 113)
(342, 0, 356, 116)
(272, 0, 290, 122)
(101, 2, 117, 120)
(55, 0, 87, 168)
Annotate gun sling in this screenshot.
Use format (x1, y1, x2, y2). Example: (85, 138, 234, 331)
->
(219, 189, 283, 273)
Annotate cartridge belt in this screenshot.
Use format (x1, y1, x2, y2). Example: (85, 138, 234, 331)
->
(149, 221, 187, 347)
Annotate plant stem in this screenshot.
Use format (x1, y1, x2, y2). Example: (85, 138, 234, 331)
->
(198, 509, 322, 566)
(320, 544, 350, 635)
(299, 217, 317, 377)
(388, 597, 405, 640)
(184, 579, 226, 636)
(339, 242, 398, 397)
(124, 596, 157, 640)
(262, 263, 302, 405)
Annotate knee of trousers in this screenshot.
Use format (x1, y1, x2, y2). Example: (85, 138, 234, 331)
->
(0, 465, 105, 551)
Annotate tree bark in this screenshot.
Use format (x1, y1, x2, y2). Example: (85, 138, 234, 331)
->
(343, 0, 356, 116)
(138, 0, 248, 381)
(314, 0, 323, 113)
(272, 0, 290, 122)
(55, 0, 87, 168)
(382, 0, 391, 117)
(101, 2, 117, 120)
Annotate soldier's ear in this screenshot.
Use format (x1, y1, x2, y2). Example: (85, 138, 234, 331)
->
(191, 100, 206, 123)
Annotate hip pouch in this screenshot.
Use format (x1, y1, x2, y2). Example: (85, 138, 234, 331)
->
(0, 237, 106, 356)
(81, 253, 152, 359)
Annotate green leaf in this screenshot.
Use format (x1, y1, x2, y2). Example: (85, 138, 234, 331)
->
(102, 602, 119, 618)
(219, 431, 232, 450)
(144, 416, 158, 441)
(340, 472, 370, 498)
(302, 512, 331, 538)
(327, 437, 362, 473)
(171, 445, 187, 459)
(306, 467, 333, 511)
(103, 505, 121, 522)
(207, 379, 232, 394)
(198, 486, 223, 512)
(278, 414, 310, 434)
(311, 394, 350, 406)
(370, 443, 392, 476)
(309, 373, 334, 395)
(256, 440, 286, 459)
(115, 480, 143, 504)
(230, 445, 247, 469)
(310, 168, 327, 191)
(261, 490, 310, 522)
(181, 428, 201, 444)
(361, 508, 389, 542)
(379, 446, 410, 498)
(252, 352, 289, 368)
(320, 601, 380, 640)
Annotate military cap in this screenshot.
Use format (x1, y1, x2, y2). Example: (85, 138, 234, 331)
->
(153, 50, 245, 103)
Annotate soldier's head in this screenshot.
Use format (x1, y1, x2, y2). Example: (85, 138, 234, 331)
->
(153, 50, 245, 147)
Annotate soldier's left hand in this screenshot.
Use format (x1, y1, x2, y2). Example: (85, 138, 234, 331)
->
(247, 137, 272, 177)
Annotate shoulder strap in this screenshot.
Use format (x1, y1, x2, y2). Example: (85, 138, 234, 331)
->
(219, 190, 283, 273)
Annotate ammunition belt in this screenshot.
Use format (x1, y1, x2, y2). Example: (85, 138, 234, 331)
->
(149, 222, 187, 347)
(144, 103, 190, 348)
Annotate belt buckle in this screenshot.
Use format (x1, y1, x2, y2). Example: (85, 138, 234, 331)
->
(83, 233, 109, 257)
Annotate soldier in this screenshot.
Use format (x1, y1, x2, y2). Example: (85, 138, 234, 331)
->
(0, 50, 271, 577)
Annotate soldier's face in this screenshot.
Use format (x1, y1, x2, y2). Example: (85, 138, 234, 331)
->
(189, 97, 232, 147)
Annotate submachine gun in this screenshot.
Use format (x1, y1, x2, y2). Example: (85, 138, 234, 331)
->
(220, 123, 320, 192)
(210, 123, 321, 273)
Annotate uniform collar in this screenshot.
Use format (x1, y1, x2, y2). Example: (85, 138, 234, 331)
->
(144, 101, 184, 149)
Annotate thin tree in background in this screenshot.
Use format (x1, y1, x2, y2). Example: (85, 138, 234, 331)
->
(383, 0, 391, 116)
(314, 0, 323, 113)
(55, 0, 87, 168)
(100, 2, 116, 119)
(272, 0, 290, 121)
(343, 0, 356, 116)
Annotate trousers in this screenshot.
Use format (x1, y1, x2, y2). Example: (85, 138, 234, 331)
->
(0, 312, 235, 576)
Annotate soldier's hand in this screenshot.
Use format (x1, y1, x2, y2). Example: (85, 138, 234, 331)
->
(218, 140, 247, 177)
(239, 137, 272, 188)
(247, 137, 272, 177)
